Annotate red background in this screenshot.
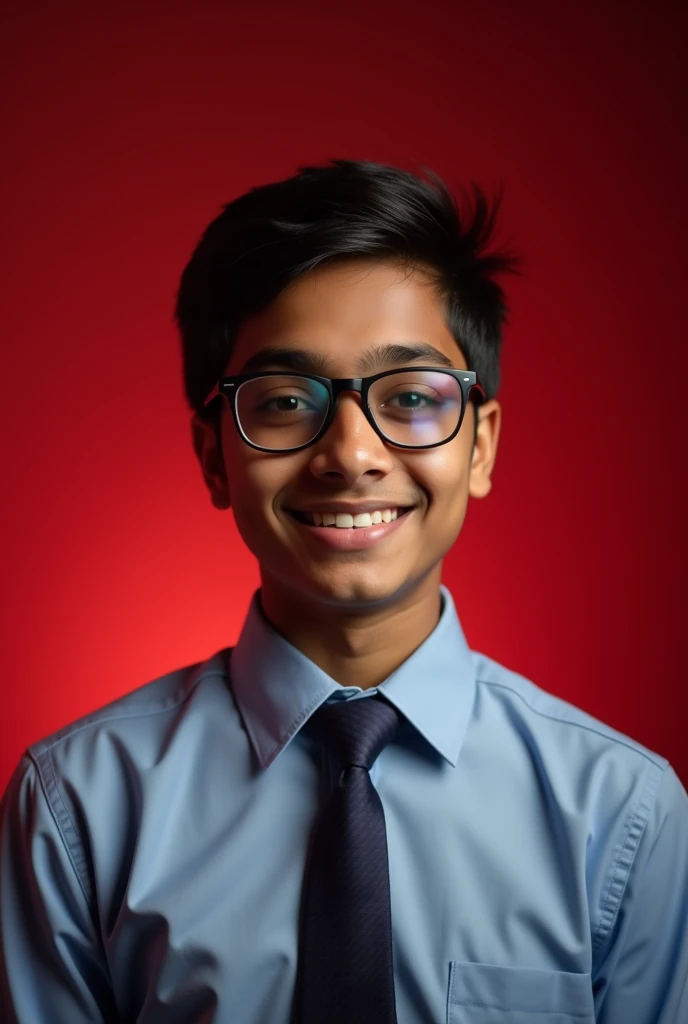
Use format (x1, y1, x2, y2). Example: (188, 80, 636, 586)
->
(1, 0, 686, 793)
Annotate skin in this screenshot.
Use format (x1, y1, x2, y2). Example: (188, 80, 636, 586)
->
(191, 258, 501, 690)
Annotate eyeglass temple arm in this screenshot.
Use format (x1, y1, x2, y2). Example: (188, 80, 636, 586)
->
(203, 382, 221, 409)
(470, 381, 487, 404)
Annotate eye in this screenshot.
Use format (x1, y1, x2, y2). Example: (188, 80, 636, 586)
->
(259, 394, 316, 413)
(387, 390, 438, 409)
(379, 388, 442, 414)
(249, 385, 323, 415)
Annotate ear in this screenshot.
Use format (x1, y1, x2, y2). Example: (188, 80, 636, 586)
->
(190, 413, 231, 510)
(468, 400, 501, 499)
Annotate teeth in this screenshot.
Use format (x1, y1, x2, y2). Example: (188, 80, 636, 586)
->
(306, 508, 401, 528)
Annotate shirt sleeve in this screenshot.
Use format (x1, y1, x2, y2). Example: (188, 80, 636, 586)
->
(594, 762, 688, 1023)
(0, 755, 117, 1022)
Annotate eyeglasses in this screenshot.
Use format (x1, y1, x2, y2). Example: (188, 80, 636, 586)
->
(203, 367, 486, 453)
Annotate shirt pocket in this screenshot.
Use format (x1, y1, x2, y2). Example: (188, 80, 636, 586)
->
(447, 961, 595, 1023)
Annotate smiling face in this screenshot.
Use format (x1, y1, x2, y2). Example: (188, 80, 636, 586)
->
(192, 258, 501, 614)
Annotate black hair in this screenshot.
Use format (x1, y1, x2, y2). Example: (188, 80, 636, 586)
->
(174, 159, 519, 450)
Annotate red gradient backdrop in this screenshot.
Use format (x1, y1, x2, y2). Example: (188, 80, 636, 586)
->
(1, 1, 686, 793)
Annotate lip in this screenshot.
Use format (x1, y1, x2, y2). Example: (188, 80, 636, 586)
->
(287, 507, 414, 550)
(289, 501, 414, 515)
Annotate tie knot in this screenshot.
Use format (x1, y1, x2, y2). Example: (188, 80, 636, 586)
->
(305, 695, 403, 771)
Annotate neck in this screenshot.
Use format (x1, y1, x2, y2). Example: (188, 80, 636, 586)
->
(258, 570, 443, 690)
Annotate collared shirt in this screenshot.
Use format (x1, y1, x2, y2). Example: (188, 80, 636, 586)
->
(1, 584, 687, 1023)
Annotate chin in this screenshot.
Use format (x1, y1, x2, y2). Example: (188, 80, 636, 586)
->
(292, 563, 424, 612)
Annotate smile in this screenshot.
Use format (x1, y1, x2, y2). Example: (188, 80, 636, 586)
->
(286, 507, 415, 550)
(289, 507, 410, 528)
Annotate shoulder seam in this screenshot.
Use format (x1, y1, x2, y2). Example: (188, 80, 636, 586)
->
(474, 675, 667, 768)
(33, 669, 229, 756)
(591, 759, 666, 960)
(27, 747, 95, 913)
(19, 664, 230, 922)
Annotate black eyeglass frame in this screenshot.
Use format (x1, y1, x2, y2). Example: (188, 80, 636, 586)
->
(202, 367, 486, 453)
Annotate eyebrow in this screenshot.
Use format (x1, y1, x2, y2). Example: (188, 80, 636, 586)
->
(238, 341, 456, 375)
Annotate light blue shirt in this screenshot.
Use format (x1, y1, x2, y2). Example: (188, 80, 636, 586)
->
(1, 584, 687, 1022)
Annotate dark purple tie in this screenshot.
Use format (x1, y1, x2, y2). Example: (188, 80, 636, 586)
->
(291, 694, 403, 1024)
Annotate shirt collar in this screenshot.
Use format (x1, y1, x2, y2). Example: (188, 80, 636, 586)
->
(229, 583, 475, 770)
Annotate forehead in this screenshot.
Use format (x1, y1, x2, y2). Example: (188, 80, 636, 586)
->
(225, 259, 465, 375)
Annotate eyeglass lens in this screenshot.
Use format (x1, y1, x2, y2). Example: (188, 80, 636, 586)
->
(235, 371, 463, 450)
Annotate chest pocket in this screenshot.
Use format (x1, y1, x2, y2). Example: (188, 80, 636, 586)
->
(447, 961, 595, 1023)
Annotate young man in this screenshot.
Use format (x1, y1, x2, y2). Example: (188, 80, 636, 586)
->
(1, 160, 686, 1023)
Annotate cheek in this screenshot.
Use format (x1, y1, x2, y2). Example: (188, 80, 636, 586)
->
(414, 449, 470, 555)
(405, 443, 468, 508)
(224, 445, 301, 522)
(223, 457, 285, 563)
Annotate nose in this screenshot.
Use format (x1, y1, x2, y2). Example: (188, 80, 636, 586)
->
(307, 390, 395, 484)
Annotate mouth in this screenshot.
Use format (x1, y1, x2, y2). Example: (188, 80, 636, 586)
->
(287, 507, 414, 528)
(284, 505, 416, 551)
